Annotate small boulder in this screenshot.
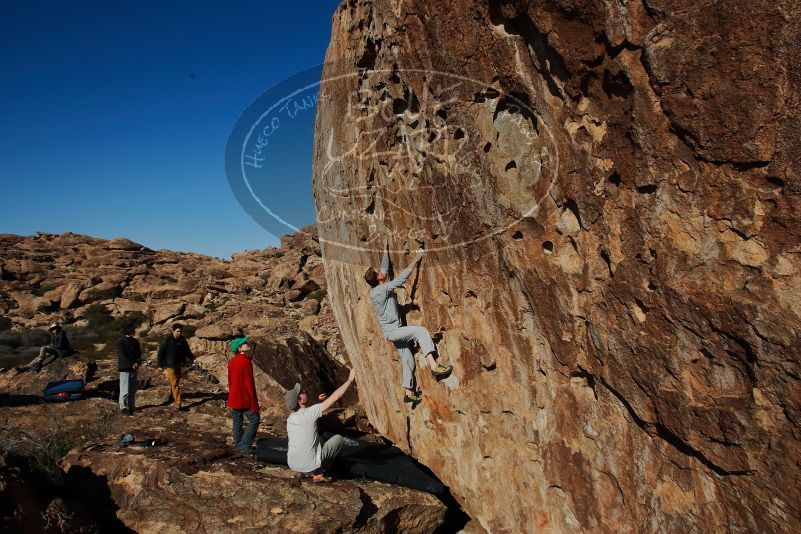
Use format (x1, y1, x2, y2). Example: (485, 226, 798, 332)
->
(78, 282, 120, 303)
(106, 237, 146, 251)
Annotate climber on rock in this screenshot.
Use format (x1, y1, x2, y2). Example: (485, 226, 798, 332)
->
(364, 243, 452, 404)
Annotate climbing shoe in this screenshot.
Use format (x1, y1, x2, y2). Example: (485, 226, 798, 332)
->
(403, 393, 422, 404)
(432, 364, 453, 380)
(312, 474, 332, 483)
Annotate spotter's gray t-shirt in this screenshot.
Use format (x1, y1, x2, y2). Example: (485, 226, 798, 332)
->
(287, 404, 323, 473)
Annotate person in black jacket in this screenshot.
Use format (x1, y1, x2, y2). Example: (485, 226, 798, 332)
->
(22, 323, 75, 372)
(117, 325, 142, 415)
(117, 324, 142, 415)
(157, 323, 194, 410)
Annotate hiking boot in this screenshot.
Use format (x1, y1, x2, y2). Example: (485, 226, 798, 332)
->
(403, 393, 422, 404)
(431, 364, 453, 380)
(236, 446, 257, 457)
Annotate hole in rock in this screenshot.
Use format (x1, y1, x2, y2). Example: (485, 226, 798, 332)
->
(542, 241, 554, 254)
(392, 98, 408, 115)
(409, 120, 419, 129)
(454, 128, 465, 139)
(357, 38, 378, 70)
(483, 142, 492, 153)
(637, 184, 658, 194)
(428, 131, 438, 143)
(487, 3, 569, 98)
(493, 92, 538, 133)
(407, 90, 421, 113)
(600, 249, 613, 277)
(608, 172, 621, 186)
(647, 280, 657, 291)
(563, 198, 583, 229)
(766, 176, 785, 189)
(505, 160, 517, 172)
(436, 109, 447, 121)
(365, 199, 375, 215)
(602, 69, 634, 98)
(512, 230, 523, 240)
(473, 92, 486, 103)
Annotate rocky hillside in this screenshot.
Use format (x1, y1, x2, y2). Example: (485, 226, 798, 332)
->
(0, 228, 453, 532)
(312, 0, 800, 532)
(0, 228, 344, 371)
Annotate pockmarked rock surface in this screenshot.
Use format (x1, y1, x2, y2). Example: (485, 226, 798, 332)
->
(313, 1, 801, 532)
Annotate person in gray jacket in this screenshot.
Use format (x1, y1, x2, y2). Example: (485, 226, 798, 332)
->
(364, 245, 452, 404)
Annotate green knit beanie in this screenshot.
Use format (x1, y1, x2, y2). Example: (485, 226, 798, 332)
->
(230, 336, 249, 353)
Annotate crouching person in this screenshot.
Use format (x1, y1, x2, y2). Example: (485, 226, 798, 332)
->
(284, 369, 356, 482)
(227, 336, 260, 454)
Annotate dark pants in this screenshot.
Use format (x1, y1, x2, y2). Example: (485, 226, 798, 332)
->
(232, 408, 260, 451)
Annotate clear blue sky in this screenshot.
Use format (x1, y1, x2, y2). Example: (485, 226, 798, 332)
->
(0, 1, 341, 258)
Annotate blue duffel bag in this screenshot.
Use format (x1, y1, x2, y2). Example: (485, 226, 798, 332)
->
(43, 379, 85, 402)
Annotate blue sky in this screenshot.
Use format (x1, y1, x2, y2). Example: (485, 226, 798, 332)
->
(0, 1, 341, 258)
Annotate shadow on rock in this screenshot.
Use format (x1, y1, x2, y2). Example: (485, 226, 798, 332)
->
(62, 465, 135, 533)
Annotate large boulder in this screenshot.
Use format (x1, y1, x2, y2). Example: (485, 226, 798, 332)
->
(312, 0, 801, 532)
(78, 282, 120, 304)
(60, 283, 83, 309)
(9, 291, 51, 316)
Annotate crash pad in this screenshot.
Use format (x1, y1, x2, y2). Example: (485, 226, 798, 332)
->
(256, 435, 445, 495)
(43, 379, 84, 402)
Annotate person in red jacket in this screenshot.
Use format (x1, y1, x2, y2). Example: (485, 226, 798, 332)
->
(227, 336, 260, 453)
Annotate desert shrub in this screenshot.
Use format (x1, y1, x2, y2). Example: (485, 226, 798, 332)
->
(0, 330, 49, 350)
(83, 304, 113, 330)
(181, 324, 196, 338)
(21, 330, 50, 347)
(0, 331, 23, 349)
(305, 289, 327, 302)
(204, 301, 219, 311)
(32, 284, 57, 297)
(111, 312, 147, 336)
(0, 411, 115, 485)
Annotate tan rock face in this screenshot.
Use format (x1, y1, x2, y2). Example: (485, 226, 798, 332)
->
(313, 1, 801, 532)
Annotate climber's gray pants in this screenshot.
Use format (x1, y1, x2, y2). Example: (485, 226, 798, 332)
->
(385, 326, 435, 390)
